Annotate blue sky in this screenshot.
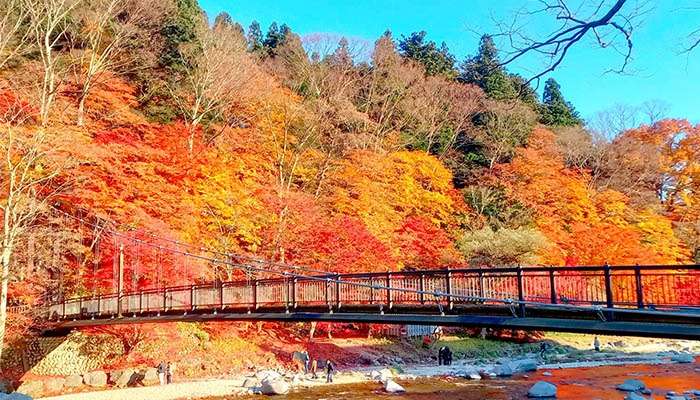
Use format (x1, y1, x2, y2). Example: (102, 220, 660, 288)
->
(199, 1, 700, 123)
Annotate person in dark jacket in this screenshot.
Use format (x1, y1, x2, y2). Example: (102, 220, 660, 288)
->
(157, 361, 167, 385)
(326, 360, 335, 383)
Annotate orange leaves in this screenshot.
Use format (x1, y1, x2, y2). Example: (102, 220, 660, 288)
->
(497, 127, 689, 266)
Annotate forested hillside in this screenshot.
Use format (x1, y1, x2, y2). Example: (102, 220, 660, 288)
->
(1, 0, 699, 352)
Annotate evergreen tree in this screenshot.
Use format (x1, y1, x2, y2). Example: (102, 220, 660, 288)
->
(459, 35, 515, 100)
(398, 31, 456, 77)
(262, 22, 291, 56)
(539, 78, 582, 126)
(159, 0, 202, 71)
(247, 21, 263, 52)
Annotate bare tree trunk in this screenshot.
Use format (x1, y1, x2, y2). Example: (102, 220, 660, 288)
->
(309, 321, 316, 340)
(0, 246, 11, 366)
(77, 92, 87, 127)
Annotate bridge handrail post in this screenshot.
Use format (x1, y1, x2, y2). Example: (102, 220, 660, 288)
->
(386, 272, 392, 309)
(445, 268, 453, 309)
(163, 288, 168, 312)
(139, 291, 143, 314)
(219, 282, 225, 310)
(369, 276, 374, 305)
(79, 298, 83, 318)
(634, 264, 644, 309)
(291, 277, 297, 308)
(478, 270, 485, 299)
(325, 277, 331, 308)
(253, 280, 258, 310)
(603, 262, 614, 309)
(97, 295, 101, 315)
(335, 274, 341, 309)
(549, 268, 557, 304)
(190, 284, 196, 311)
(516, 265, 525, 317)
(419, 273, 425, 305)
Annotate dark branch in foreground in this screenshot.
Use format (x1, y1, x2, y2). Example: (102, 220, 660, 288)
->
(494, 0, 650, 85)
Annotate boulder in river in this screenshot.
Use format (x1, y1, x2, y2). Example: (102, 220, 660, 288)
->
(256, 370, 282, 382)
(83, 371, 107, 388)
(494, 364, 513, 377)
(527, 381, 557, 398)
(624, 393, 646, 400)
(384, 379, 405, 393)
(462, 370, 481, 380)
(616, 379, 646, 392)
(260, 378, 290, 395)
(516, 359, 538, 373)
(670, 353, 695, 364)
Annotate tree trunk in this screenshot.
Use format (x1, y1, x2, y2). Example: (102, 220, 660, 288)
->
(77, 94, 87, 127)
(0, 247, 11, 367)
(309, 321, 316, 340)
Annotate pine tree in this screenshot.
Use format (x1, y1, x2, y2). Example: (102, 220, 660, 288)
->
(247, 21, 263, 53)
(459, 35, 515, 100)
(263, 22, 291, 56)
(159, 0, 202, 71)
(539, 78, 581, 126)
(397, 31, 456, 77)
(330, 37, 353, 68)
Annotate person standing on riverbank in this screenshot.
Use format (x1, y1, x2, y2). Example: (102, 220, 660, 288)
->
(167, 361, 176, 384)
(157, 361, 167, 385)
(326, 360, 335, 383)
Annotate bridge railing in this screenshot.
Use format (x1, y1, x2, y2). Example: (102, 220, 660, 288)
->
(45, 264, 700, 320)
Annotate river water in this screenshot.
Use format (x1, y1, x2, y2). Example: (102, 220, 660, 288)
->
(208, 363, 700, 400)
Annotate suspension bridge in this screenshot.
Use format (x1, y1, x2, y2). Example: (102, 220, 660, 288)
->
(18, 208, 700, 339)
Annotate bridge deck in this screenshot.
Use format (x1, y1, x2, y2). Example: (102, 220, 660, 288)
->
(40, 265, 700, 339)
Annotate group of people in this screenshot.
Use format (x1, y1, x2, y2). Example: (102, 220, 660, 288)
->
(157, 361, 176, 385)
(292, 350, 335, 383)
(438, 346, 452, 365)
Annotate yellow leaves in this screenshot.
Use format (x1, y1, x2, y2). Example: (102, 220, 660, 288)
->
(326, 150, 459, 242)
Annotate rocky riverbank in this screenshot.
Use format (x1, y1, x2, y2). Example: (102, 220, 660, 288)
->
(3, 332, 699, 399)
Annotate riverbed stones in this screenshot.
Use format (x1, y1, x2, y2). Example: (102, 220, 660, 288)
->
(625, 393, 646, 400)
(384, 379, 405, 393)
(527, 381, 557, 398)
(671, 353, 695, 364)
(64, 375, 83, 388)
(0, 379, 11, 393)
(260, 378, 290, 395)
(83, 371, 107, 387)
(542, 371, 553, 377)
(617, 379, 646, 392)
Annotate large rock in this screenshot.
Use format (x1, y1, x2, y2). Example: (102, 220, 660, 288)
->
(242, 378, 259, 388)
(111, 369, 135, 388)
(83, 371, 107, 388)
(671, 353, 695, 364)
(494, 363, 513, 377)
(624, 393, 646, 400)
(16, 381, 43, 398)
(527, 381, 557, 398)
(462, 370, 481, 380)
(616, 379, 646, 392)
(44, 378, 65, 393)
(384, 379, 405, 393)
(0, 393, 34, 400)
(64, 375, 83, 388)
(260, 378, 290, 395)
(516, 360, 538, 373)
(256, 370, 282, 382)
(141, 368, 159, 386)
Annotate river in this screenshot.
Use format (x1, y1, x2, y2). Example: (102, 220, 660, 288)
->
(207, 362, 700, 400)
